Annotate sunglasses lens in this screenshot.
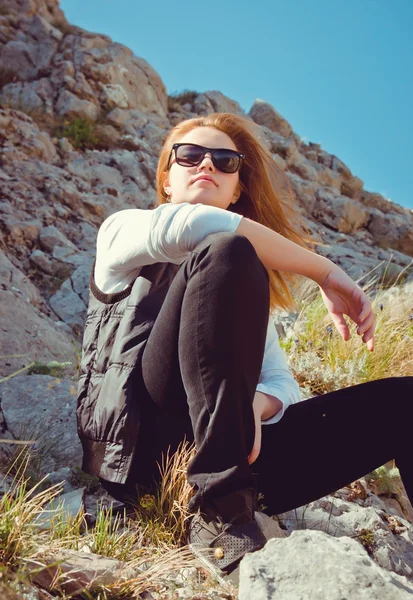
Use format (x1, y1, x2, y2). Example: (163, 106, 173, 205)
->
(175, 144, 204, 166)
(213, 149, 240, 173)
(174, 144, 241, 173)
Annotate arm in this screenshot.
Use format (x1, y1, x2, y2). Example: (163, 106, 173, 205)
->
(95, 203, 242, 293)
(236, 216, 375, 351)
(235, 216, 333, 286)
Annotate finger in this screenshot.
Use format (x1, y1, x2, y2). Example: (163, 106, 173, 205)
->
(330, 313, 350, 341)
(357, 311, 375, 336)
(367, 337, 374, 352)
(357, 294, 373, 323)
(362, 321, 376, 344)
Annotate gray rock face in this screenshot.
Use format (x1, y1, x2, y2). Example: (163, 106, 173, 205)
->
(0, 250, 76, 378)
(55, 90, 100, 121)
(278, 491, 413, 580)
(0, 374, 83, 475)
(239, 530, 413, 599)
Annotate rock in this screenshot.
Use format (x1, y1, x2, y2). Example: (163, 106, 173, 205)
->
(249, 99, 293, 138)
(49, 261, 93, 335)
(192, 94, 215, 115)
(0, 374, 82, 475)
(356, 189, 410, 216)
(341, 174, 364, 198)
(44, 466, 75, 494)
(288, 153, 318, 182)
(203, 90, 245, 116)
(28, 547, 138, 595)
(0, 40, 39, 79)
(0, 252, 76, 378)
(34, 487, 86, 530)
(30, 249, 54, 275)
(0, 109, 57, 163)
(0, 471, 14, 495)
(312, 192, 370, 234)
(239, 529, 413, 599)
(39, 225, 77, 254)
(99, 83, 129, 109)
(367, 208, 413, 255)
(55, 90, 100, 121)
(277, 493, 413, 580)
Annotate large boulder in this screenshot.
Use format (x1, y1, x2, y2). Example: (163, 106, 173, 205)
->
(240, 529, 413, 599)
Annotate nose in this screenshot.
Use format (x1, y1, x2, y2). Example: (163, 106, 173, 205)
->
(198, 152, 215, 170)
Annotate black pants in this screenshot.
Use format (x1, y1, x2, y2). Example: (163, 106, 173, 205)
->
(100, 232, 413, 522)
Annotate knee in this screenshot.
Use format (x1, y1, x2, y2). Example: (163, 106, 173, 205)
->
(200, 231, 268, 278)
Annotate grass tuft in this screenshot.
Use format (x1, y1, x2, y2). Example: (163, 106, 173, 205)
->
(167, 89, 198, 112)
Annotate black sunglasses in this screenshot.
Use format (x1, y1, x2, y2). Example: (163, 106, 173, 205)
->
(166, 143, 244, 174)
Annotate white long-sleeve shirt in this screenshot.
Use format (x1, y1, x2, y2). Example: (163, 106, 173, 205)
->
(94, 202, 302, 425)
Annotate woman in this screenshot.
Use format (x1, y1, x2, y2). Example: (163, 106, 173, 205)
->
(77, 112, 413, 583)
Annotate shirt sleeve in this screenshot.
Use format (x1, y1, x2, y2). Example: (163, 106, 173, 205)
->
(257, 319, 302, 425)
(95, 202, 243, 294)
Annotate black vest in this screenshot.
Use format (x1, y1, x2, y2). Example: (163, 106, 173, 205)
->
(76, 259, 180, 484)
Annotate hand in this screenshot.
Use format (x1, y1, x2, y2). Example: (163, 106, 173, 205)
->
(319, 267, 376, 352)
(248, 392, 283, 465)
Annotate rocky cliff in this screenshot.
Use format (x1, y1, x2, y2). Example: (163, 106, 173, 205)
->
(0, 0, 412, 378)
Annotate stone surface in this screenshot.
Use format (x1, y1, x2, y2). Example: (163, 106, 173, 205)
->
(0, 374, 83, 475)
(239, 530, 413, 599)
(34, 487, 86, 530)
(0, 250, 76, 378)
(28, 547, 138, 595)
(250, 99, 293, 138)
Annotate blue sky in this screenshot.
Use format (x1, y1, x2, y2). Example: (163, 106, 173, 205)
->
(60, 0, 413, 210)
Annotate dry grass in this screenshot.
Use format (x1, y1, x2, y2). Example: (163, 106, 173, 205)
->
(167, 89, 198, 113)
(0, 441, 208, 599)
(0, 452, 64, 568)
(117, 439, 197, 549)
(283, 258, 413, 397)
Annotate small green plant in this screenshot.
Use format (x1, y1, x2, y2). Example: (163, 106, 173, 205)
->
(365, 463, 402, 496)
(355, 527, 376, 555)
(54, 117, 100, 150)
(27, 360, 72, 377)
(69, 466, 100, 493)
(84, 503, 141, 561)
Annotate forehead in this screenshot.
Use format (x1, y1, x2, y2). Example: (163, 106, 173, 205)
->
(178, 127, 237, 150)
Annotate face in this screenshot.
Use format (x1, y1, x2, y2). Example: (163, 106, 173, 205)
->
(162, 127, 241, 210)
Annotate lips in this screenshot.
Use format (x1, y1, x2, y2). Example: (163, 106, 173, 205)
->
(192, 176, 217, 186)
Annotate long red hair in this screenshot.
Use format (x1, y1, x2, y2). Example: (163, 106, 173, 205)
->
(155, 112, 317, 313)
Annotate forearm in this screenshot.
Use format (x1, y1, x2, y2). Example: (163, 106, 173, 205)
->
(235, 217, 338, 286)
(253, 391, 283, 421)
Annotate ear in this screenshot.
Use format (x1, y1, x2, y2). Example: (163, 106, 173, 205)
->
(162, 172, 170, 196)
